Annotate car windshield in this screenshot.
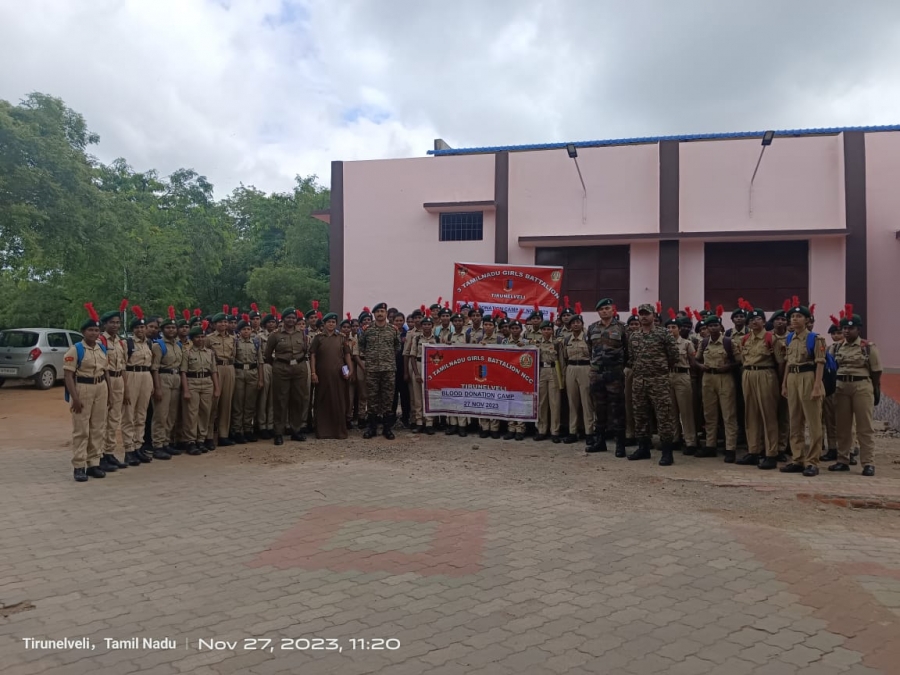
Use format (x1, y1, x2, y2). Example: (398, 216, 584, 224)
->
(0, 331, 39, 348)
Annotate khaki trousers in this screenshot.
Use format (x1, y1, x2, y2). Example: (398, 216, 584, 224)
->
(209, 364, 235, 439)
(538, 367, 561, 435)
(272, 361, 309, 434)
(742, 368, 780, 457)
(508, 419, 526, 433)
(624, 367, 634, 438)
(103, 374, 125, 453)
(669, 372, 696, 446)
(256, 363, 274, 431)
(123, 371, 153, 452)
(231, 366, 259, 435)
(356, 363, 368, 418)
(822, 394, 838, 451)
(565, 365, 593, 436)
(786, 371, 823, 467)
(410, 377, 424, 425)
(702, 373, 739, 451)
(835, 379, 876, 466)
(479, 418, 500, 432)
(184, 376, 214, 443)
(71, 382, 108, 468)
(151, 372, 181, 448)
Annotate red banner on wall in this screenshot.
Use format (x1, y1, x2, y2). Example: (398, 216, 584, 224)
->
(422, 344, 539, 421)
(452, 262, 563, 319)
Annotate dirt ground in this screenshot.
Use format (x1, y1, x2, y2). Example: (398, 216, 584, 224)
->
(3, 379, 899, 537)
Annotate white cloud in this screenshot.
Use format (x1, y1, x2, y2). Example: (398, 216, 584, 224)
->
(1, 0, 899, 195)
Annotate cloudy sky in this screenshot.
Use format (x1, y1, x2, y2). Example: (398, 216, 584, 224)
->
(2, 0, 899, 195)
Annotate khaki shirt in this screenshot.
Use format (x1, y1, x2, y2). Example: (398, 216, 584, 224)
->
(447, 329, 469, 345)
(835, 338, 882, 377)
(348, 335, 360, 358)
(524, 328, 542, 343)
(412, 333, 439, 377)
(402, 328, 420, 358)
(181, 345, 214, 375)
(738, 330, 782, 368)
(63, 342, 107, 377)
(208, 332, 236, 365)
(102, 332, 127, 372)
(235, 337, 264, 369)
(785, 329, 826, 367)
(477, 332, 500, 345)
(127, 337, 153, 368)
(536, 337, 560, 366)
(674, 336, 695, 369)
(562, 332, 590, 364)
(699, 337, 732, 370)
(151, 338, 183, 372)
(265, 329, 308, 364)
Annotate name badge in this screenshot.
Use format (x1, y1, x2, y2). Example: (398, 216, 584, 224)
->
(242, 364, 250, 371)
(289, 359, 297, 365)
(609, 331, 620, 339)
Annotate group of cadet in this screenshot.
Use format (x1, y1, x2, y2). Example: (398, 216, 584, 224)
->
(63, 294, 881, 482)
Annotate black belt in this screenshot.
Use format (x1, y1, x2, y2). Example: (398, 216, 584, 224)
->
(567, 360, 590, 366)
(837, 375, 870, 382)
(216, 359, 233, 366)
(788, 364, 816, 374)
(158, 368, 179, 375)
(76, 375, 106, 385)
(743, 365, 775, 371)
(187, 372, 211, 379)
(275, 357, 308, 364)
(234, 362, 258, 370)
(670, 367, 690, 373)
(126, 366, 150, 372)
(540, 362, 557, 368)
(108, 371, 123, 378)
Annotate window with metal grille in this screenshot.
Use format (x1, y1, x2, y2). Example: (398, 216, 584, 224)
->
(439, 212, 483, 241)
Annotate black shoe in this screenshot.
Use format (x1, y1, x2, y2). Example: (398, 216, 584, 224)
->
(585, 435, 596, 448)
(104, 453, 128, 469)
(562, 435, 578, 444)
(758, 457, 778, 470)
(551, 435, 561, 444)
(426, 427, 435, 435)
(479, 430, 490, 439)
(362, 415, 378, 439)
(821, 448, 838, 462)
(245, 433, 257, 443)
(290, 433, 306, 442)
(86, 466, 106, 478)
(628, 440, 652, 461)
(735, 453, 760, 466)
(218, 437, 235, 447)
(445, 425, 458, 436)
(123, 452, 142, 467)
(827, 462, 849, 472)
(490, 431, 501, 439)
(862, 465, 875, 477)
(98, 457, 118, 472)
(273, 435, 284, 446)
(383, 426, 395, 440)
(534, 434, 547, 442)
(614, 432, 627, 458)
(203, 439, 216, 452)
(167, 445, 183, 456)
(683, 446, 697, 456)
(502, 432, 515, 441)
(659, 443, 674, 467)
(152, 448, 172, 460)
(411, 425, 422, 434)
(73, 468, 88, 482)
(135, 448, 153, 463)
(849, 452, 859, 466)
(776, 452, 789, 463)
(186, 443, 202, 456)
(624, 437, 637, 447)
(780, 462, 804, 473)
(514, 433, 524, 441)
(802, 465, 819, 477)
(457, 427, 467, 438)
(231, 434, 245, 445)
(723, 451, 736, 464)
(695, 447, 718, 458)
(586, 439, 607, 454)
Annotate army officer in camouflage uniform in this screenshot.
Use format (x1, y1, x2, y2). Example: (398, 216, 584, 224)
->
(358, 302, 401, 440)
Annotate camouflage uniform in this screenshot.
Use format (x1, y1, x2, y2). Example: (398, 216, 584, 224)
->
(628, 316, 678, 446)
(586, 318, 628, 439)
(358, 323, 401, 423)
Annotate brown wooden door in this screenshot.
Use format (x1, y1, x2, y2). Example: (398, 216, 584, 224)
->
(535, 246, 630, 312)
(704, 241, 809, 311)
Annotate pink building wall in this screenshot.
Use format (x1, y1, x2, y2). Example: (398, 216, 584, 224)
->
(342, 154, 495, 315)
(807, 237, 846, 332)
(680, 135, 845, 232)
(866, 133, 900, 370)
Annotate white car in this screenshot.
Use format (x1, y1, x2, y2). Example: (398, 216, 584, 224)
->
(0, 328, 86, 390)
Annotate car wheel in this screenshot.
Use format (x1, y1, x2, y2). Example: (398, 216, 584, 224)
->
(35, 366, 56, 390)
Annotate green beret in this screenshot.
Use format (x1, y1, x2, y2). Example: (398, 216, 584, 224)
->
(160, 318, 177, 328)
(236, 320, 250, 331)
(539, 320, 554, 329)
(211, 313, 228, 323)
(731, 308, 747, 318)
(482, 315, 495, 324)
(676, 316, 693, 327)
(828, 324, 841, 334)
(747, 309, 766, 320)
(322, 312, 338, 323)
(840, 314, 862, 328)
(80, 318, 102, 331)
(509, 320, 523, 328)
(626, 314, 640, 324)
(227, 313, 238, 321)
(664, 317, 679, 327)
(99, 310, 120, 324)
(339, 318, 351, 327)
(769, 310, 786, 320)
(497, 319, 509, 328)
(281, 307, 297, 319)
(176, 318, 188, 327)
(703, 315, 722, 326)
(420, 315, 434, 325)
(528, 310, 543, 320)
(189, 315, 202, 326)
(596, 298, 614, 310)
(373, 302, 388, 312)
(262, 314, 277, 325)
(570, 314, 584, 323)
(189, 326, 205, 338)
(438, 308, 452, 317)
(451, 313, 465, 321)
(788, 305, 811, 319)
(248, 310, 260, 319)
(129, 317, 146, 330)
(560, 306, 574, 316)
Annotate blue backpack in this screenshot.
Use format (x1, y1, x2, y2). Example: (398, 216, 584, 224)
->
(65, 341, 108, 402)
(785, 331, 837, 396)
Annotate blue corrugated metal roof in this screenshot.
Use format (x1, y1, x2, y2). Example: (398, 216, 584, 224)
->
(427, 124, 900, 156)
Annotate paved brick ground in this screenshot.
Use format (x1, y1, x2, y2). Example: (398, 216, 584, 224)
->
(1, 388, 900, 674)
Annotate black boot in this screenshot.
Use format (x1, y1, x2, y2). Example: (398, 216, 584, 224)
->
(104, 453, 128, 469)
(123, 451, 142, 467)
(135, 447, 153, 463)
(627, 439, 652, 461)
(383, 415, 396, 440)
(479, 429, 490, 439)
(245, 432, 257, 443)
(86, 466, 106, 478)
(624, 437, 637, 447)
(362, 415, 378, 439)
(73, 468, 88, 482)
(98, 455, 118, 472)
(203, 439, 216, 452)
(586, 436, 607, 453)
(821, 448, 838, 462)
(218, 436, 235, 447)
(273, 435, 284, 446)
(457, 425, 467, 438)
(614, 432, 627, 458)
(152, 447, 172, 460)
(723, 451, 736, 464)
(735, 453, 760, 466)
(234, 434, 247, 445)
(683, 446, 697, 456)
(167, 444, 183, 456)
(694, 446, 718, 458)
(758, 456, 778, 470)
(186, 443, 202, 456)
(658, 442, 674, 467)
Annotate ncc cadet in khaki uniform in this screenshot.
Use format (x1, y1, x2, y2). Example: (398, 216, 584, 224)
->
(249, 303, 262, 335)
(696, 313, 739, 461)
(556, 300, 574, 342)
(352, 308, 372, 426)
(665, 312, 698, 455)
(726, 304, 749, 445)
(770, 306, 791, 460)
(181, 322, 219, 454)
(403, 308, 423, 432)
(735, 307, 783, 469)
(444, 313, 470, 436)
(410, 313, 439, 435)
(524, 308, 543, 343)
(122, 306, 153, 466)
(64, 304, 110, 482)
(535, 320, 562, 442)
(340, 316, 356, 428)
(264, 307, 310, 445)
(623, 310, 640, 447)
(99, 300, 130, 472)
(255, 309, 278, 438)
(821, 321, 843, 461)
(435, 307, 453, 342)
(171, 311, 192, 451)
(150, 308, 183, 460)
(561, 312, 593, 446)
(501, 319, 529, 441)
(207, 311, 236, 447)
(468, 305, 485, 344)
(473, 315, 502, 438)
(231, 316, 264, 444)
(781, 304, 826, 476)
(829, 311, 881, 476)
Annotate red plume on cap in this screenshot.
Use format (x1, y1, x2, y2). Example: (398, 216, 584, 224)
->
(425, 308, 433, 318)
(809, 303, 816, 316)
(550, 312, 555, 322)
(276, 313, 282, 321)
(575, 301, 583, 315)
(119, 298, 129, 313)
(783, 298, 792, 313)
(704, 301, 711, 311)
(684, 306, 692, 315)
(667, 308, 677, 320)
(514, 308, 524, 322)
(791, 295, 800, 307)
(182, 309, 190, 321)
(201, 320, 209, 332)
(168, 306, 176, 320)
(362, 306, 370, 313)
(346, 312, 351, 320)
(316, 311, 322, 320)
(194, 308, 202, 317)
(242, 313, 249, 322)
(612, 304, 617, 313)
(693, 310, 702, 321)
(444, 300, 450, 309)
(631, 307, 638, 316)
(131, 305, 144, 320)
(312, 300, 319, 310)
(250, 302, 258, 313)
(436, 296, 442, 306)
(655, 301, 662, 315)
(455, 301, 461, 312)
(845, 303, 853, 318)
(232, 307, 238, 317)
(223, 304, 229, 314)
(563, 295, 570, 308)
(715, 304, 724, 318)
(473, 301, 479, 311)
(839, 308, 846, 319)
(830, 314, 840, 326)
(533, 302, 540, 313)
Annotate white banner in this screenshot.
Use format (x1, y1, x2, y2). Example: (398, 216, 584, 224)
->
(428, 388, 536, 419)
